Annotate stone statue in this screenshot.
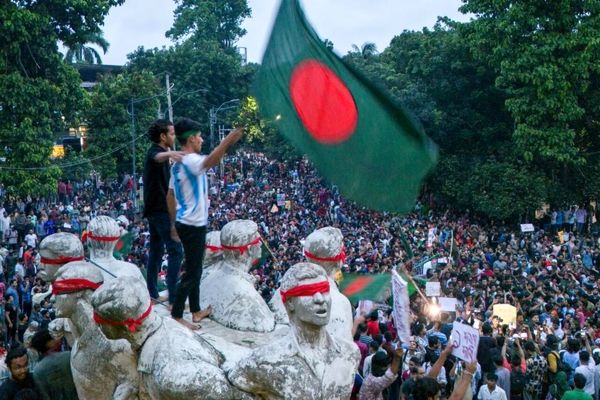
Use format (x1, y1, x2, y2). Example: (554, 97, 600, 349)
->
(86, 216, 144, 281)
(53, 262, 138, 400)
(91, 276, 252, 400)
(201, 231, 223, 282)
(228, 262, 360, 399)
(270, 227, 354, 342)
(200, 220, 275, 332)
(38, 232, 84, 282)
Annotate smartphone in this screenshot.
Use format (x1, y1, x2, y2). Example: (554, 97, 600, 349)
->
(520, 332, 528, 339)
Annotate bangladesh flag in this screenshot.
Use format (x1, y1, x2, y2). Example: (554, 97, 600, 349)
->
(113, 232, 133, 259)
(338, 272, 423, 304)
(254, 0, 437, 212)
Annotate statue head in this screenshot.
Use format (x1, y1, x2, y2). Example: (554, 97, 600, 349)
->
(87, 216, 121, 256)
(280, 262, 331, 328)
(220, 220, 261, 268)
(303, 227, 345, 276)
(38, 233, 84, 282)
(52, 262, 104, 318)
(91, 277, 156, 347)
(204, 230, 223, 267)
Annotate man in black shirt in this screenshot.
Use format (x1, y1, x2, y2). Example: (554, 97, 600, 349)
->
(0, 346, 41, 399)
(143, 119, 184, 305)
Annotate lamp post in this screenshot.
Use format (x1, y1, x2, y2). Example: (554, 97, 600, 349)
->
(209, 99, 240, 150)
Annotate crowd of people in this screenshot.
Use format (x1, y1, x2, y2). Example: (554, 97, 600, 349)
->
(0, 123, 598, 399)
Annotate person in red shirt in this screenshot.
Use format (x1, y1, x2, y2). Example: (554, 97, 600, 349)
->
(367, 311, 380, 336)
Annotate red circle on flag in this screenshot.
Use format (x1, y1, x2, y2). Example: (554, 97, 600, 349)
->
(289, 60, 357, 144)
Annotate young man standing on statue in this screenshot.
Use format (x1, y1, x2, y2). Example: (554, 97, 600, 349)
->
(167, 117, 243, 330)
(143, 119, 184, 306)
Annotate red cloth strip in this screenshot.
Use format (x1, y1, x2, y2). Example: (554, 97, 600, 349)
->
(280, 280, 330, 303)
(93, 302, 153, 333)
(87, 233, 121, 242)
(205, 245, 223, 253)
(52, 278, 102, 295)
(40, 255, 84, 265)
(304, 246, 346, 263)
(220, 236, 261, 255)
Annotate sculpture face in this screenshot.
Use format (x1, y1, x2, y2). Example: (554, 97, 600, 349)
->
(38, 264, 61, 282)
(53, 292, 78, 318)
(288, 276, 332, 327)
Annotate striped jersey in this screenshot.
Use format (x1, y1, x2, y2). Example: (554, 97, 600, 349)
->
(168, 154, 209, 227)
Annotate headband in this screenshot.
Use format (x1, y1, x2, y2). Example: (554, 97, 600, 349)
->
(280, 280, 330, 303)
(40, 255, 84, 265)
(221, 236, 261, 255)
(52, 278, 102, 295)
(205, 245, 223, 253)
(93, 302, 153, 333)
(177, 130, 199, 141)
(304, 246, 346, 263)
(86, 233, 121, 242)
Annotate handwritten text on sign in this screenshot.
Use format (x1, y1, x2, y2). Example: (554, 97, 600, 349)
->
(451, 322, 480, 363)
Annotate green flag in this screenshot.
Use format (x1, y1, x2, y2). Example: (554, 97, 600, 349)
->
(254, 0, 437, 212)
(338, 272, 421, 303)
(113, 232, 133, 259)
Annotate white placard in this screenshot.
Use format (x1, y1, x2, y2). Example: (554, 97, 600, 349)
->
(426, 282, 441, 297)
(391, 271, 411, 344)
(451, 322, 480, 363)
(439, 297, 458, 312)
(355, 300, 374, 318)
(520, 223, 535, 233)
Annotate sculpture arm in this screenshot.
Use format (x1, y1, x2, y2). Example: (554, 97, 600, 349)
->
(112, 382, 138, 400)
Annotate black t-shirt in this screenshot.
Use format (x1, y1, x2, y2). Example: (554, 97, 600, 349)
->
(143, 143, 171, 217)
(0, 373, 40, 400)
(477, 335, 499, 373)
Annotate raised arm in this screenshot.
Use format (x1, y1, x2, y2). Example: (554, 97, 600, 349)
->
(202, 128, 244, 170)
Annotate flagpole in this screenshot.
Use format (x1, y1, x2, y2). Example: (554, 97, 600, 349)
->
(398, 263, 429, 303)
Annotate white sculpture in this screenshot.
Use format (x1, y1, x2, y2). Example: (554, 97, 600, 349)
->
(91, 277, 252, 400)
(228, 262, 360, 399)
(270, 227, 354, 342)
(38, 232, 84, 282)
(200, 220, 275, 332)
(53, 262, 138, 400)
(86, 216, 144, 281)
(201, 230, 223, 282)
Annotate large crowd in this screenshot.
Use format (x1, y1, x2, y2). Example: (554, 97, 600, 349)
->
(0, 149, 598, 400)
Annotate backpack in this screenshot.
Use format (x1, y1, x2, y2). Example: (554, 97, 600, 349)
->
(511, 368, 528, 395)
(547, 351, 573, 383)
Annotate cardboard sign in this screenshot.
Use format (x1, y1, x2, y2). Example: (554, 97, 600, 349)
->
(520, 223, 535, 233)
(439, 297, 458, 312)
(493, 304, 517, 325)
(355, 300, 375, 318)
(451, 322, 480, 363)
(426, 282, 441, 297)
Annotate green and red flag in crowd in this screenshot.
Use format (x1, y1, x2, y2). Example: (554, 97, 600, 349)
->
(254, 0, 437, 213)
(113, 232, 133, 259)
(338, 272, 425, 304)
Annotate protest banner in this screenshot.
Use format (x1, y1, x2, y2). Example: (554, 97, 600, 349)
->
(439, 297, 458, 312)
(426, 282, 441, 297)
(520, 223, 534, 233)
(493, 304, 517, 325)
(355, 300, 375, 318)
(276, 193, 286, 206)
(391, 270, 411, 343)
(427, 227, 437, 249)
(451, 322, 480, 363)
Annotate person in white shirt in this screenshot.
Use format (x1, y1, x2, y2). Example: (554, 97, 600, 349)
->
(575, 350, 596, 396)
(478, 372, 507, 400)
(166, 117, 243, 331)
(24, 230, 37, 249)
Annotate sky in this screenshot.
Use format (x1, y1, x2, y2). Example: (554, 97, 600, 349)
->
(100, 0, 471, 66)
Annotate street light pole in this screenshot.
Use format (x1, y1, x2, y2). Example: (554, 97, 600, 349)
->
(209, 99, 239, 150)
(129, 101, 137, 210)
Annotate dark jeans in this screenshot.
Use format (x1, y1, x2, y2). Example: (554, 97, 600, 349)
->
(146, 212, 183, 303)
(171, 222, 206, 319)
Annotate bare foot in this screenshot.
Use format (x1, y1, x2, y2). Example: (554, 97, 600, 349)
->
(172, 317, 199, 331)
(192, 305, 212, 323)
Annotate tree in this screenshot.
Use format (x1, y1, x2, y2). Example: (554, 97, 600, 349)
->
(167, 0, 251, 48)
(349, 42, 378, 59)
(0, 0, 122, 197)
(459, 0, 599, 166)
(84, 71, 161, 179)
(64, 31, 110, 64)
